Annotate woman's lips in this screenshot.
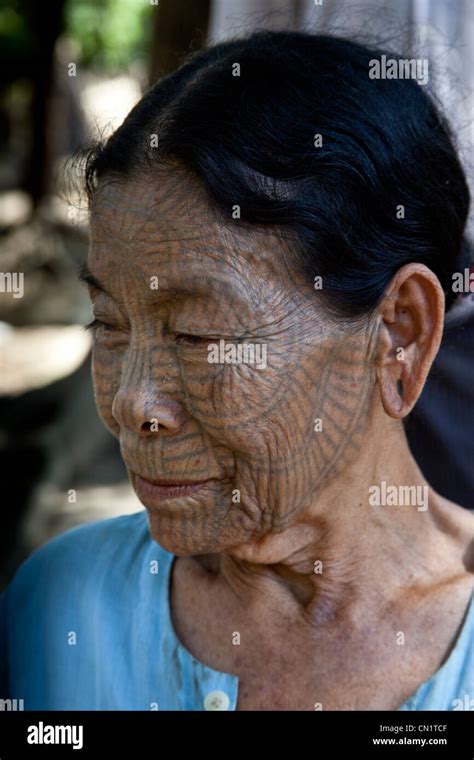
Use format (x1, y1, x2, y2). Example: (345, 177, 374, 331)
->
(133, 474, 217, 504)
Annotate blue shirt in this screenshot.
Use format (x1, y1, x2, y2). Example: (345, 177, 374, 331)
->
(0, 511, 473, 711)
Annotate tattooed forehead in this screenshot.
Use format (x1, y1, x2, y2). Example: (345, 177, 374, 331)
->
(90, 173, 293, 268)
(87, 174, 317, 325)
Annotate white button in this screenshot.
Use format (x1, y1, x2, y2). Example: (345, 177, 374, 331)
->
(204, 690, 230, 711)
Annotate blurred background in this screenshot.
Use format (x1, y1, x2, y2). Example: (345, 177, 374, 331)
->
(0, 0, 473, 588)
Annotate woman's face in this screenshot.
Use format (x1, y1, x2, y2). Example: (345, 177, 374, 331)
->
(87, 171, 378, 555)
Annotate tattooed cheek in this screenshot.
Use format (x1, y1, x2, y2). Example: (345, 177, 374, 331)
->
(92, 350, 123, 437)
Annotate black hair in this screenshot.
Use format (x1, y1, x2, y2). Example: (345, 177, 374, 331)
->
(83, 30, 470, 317)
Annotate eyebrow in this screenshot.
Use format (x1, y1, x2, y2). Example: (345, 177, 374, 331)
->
(78, 264, 110, 295)
(78, 264, 246, 305)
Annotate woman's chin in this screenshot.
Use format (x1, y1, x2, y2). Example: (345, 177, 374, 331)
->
(144, 504, 220, 556)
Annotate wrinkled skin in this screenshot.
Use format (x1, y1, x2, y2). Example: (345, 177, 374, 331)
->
(86, 168, 474, 709)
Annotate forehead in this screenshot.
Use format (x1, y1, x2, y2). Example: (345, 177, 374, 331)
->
(87, 171, 317, 320)
(89, 171, 291, 282)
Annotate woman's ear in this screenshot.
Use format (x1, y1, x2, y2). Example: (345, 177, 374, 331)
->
(375, 263, 445, 419)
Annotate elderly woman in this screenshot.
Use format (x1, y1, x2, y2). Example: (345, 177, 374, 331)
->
(1, 31, 473, 711)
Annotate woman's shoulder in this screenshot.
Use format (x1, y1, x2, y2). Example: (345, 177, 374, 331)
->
(1, 510, 171, 610)
(406, 587, 474, 711)
(0, 512, 177, 707)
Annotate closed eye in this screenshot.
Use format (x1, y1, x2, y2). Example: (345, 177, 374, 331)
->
(175, 333, 209, 345)
(84, 319, 128, 338)
(84, 318, 116, 333)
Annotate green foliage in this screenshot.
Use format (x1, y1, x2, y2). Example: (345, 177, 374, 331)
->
(64, 0, 153, 70)
(0, 2, 33, 60)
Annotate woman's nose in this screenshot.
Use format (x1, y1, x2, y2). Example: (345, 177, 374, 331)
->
(111, 388, 187, 437)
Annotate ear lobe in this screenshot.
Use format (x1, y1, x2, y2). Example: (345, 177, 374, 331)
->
(377, 362, 405, 417)
(376, 332, 414, 418)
